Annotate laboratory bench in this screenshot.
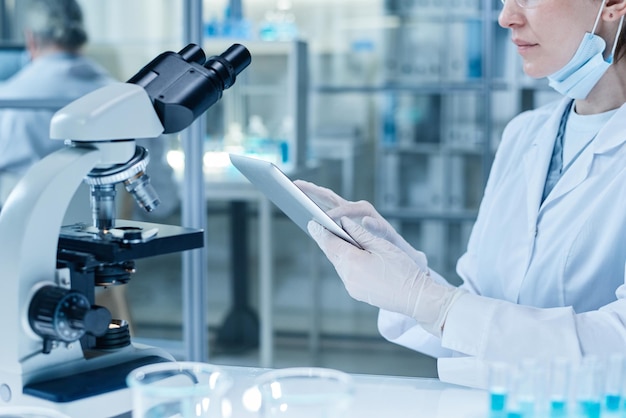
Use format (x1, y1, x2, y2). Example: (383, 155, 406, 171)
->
(105, 365, 488, 418)
(211, 365, 489, 417)
(204, 365, 488, 417)
(0, 366, 487, 418)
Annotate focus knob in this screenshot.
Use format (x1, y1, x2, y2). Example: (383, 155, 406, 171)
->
(29, 285, 112, 353)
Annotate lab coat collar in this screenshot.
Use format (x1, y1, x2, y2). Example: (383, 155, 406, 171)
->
(590, 102, 626, 154)
(541, 100, 626, 206)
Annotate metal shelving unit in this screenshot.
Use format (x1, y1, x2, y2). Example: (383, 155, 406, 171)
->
(310, 0, 513, 282)
(203, 39, 309, 170)
(374, 0, 498, 281)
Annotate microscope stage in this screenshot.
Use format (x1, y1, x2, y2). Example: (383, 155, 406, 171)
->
(58, 220, 204, 263)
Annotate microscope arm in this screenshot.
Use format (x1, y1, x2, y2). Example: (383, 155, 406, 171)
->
(0, 146, 102, 374)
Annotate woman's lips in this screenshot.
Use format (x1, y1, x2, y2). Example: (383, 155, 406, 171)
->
(513, 38, 538, 54)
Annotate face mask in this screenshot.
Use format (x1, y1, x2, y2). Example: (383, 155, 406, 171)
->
(547, 0, 624, 99)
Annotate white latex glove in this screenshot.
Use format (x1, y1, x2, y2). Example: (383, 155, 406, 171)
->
(295, 179, 427, 268)
(307, 217, 465, 337)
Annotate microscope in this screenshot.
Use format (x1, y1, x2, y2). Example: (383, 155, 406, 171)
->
(0, 43, 250, 417)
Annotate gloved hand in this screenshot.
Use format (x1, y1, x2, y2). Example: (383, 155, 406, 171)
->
(295, 179, 427, 269)
(307, 217, 465, 337)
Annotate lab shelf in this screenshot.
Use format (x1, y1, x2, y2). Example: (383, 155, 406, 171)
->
(203, 39, 309, 169)
(322, 0, 511, 283)
(382, 143, 485, 155)
(379, 208, 479, 221)
(314, 80, 509, 93)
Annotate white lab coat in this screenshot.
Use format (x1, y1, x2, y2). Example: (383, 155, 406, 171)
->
(378, 97, 626, 388)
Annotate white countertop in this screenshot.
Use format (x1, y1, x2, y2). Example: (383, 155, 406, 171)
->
(217, 365, 489, 418)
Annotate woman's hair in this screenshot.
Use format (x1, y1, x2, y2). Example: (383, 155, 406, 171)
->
(24, 0, 87, 51)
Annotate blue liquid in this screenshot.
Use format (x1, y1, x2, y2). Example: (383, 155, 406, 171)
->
(605, 393, 621, 411)
(550, 399, 567, 418)
(280, 141, 288, 163)
(465, 19, 483, 78)
(578, 400, 601, 418)
(490, 392, 507, 411)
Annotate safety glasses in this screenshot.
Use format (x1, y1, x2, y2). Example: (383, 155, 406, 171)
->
(500, 0, 543, 9)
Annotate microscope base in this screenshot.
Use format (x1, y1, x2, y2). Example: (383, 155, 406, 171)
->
(24, 355, 168, 403)
(2, 344, 174, 418)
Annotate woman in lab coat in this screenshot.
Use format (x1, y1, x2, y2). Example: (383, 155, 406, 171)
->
(296, 0, 626, 388)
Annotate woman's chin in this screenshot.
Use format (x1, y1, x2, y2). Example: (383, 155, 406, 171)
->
(521, 63, 549, 80)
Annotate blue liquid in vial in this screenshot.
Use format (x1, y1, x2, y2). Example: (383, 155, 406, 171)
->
(578, 400, 601, 418)
(490, 392, 507, 418)
(490, 392, 507, 411)
(550, 400, 567, 418)
(605, 393, 621, 411)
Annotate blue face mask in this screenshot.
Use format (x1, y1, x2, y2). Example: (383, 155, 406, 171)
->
(547, 1, 624, 99)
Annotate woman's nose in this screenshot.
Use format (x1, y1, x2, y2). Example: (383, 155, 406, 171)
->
(498, 0, 523, 28)
(498, 0, 516, 28)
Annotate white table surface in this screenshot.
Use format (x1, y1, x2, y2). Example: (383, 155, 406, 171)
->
(218, 365, 489, 418)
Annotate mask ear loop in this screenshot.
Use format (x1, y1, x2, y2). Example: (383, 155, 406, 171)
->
(592, 0, 608, 34)
(592, 0, 624, 63)
(608, 15, 625, 62)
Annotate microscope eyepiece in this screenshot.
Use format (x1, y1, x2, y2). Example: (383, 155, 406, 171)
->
(216, 43, 251, 75)
(178, 43, 206, 64)
(204, 43, 252, 90)
(127, 42, 252, 134)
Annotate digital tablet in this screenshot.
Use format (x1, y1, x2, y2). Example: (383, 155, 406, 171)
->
(229, 153, 362, 249)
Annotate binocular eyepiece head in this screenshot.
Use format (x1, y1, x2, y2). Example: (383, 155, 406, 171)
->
(128, 43, 252, 134)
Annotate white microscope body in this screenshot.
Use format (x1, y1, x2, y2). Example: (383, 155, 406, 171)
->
(0, 43, 250, 417)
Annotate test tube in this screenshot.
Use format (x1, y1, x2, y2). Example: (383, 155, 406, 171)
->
(489, 362, 512, 418)
(513, 359, 544, 418)
(575, 356, 605, 418)
(604, 353, 624, 413)
(505, 389, 524, 418)
(548, 357, 570, 418)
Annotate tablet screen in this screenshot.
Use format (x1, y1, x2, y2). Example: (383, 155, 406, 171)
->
(229, 153, 362, 249)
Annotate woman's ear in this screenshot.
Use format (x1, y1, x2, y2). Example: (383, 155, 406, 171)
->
(604, 0, 626, 21)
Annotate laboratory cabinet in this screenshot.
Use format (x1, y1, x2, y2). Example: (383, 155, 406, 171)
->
(202, 39, 309, 171)
(376, 83, 495, 277)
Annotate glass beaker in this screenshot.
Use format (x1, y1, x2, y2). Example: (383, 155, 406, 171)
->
(255, 367, 354, 418)
(126, 361, 233, 418)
